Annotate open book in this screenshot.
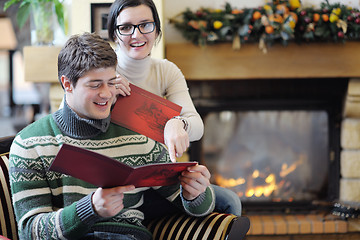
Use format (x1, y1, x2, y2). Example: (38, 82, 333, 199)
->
(111, 83, 182, 143)
(49, 144, 196, 188)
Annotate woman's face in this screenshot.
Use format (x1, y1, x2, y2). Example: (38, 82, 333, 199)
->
(116, 4, 157, 60)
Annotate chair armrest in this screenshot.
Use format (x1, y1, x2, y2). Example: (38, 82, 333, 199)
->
(146, 212, 238, 240)
(0, 136, 18, 240)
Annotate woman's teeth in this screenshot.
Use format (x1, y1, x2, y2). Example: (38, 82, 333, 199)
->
(130, 42, 145, 47)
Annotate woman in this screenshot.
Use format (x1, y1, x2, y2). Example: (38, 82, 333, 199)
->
(108, 0, 200, 163)
(107, 0, 242, 217)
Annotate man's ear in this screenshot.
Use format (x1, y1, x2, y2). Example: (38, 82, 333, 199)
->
(61, 75, 72, 92)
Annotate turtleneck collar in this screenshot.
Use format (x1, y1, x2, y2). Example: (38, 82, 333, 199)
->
(52, 97, 111, 139)
(116, 46, 151, 84)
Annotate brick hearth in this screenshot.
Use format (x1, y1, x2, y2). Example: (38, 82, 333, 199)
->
(246, 213, 360, 239)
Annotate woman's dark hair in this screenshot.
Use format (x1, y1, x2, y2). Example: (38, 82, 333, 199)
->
(107, 0, 162, 42)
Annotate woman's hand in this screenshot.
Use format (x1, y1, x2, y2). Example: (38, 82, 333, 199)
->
(179, 164, 211, 201)
(92, 185, 135, 218)
(164, 118, 190, 162)
(115, 75, 131, 96)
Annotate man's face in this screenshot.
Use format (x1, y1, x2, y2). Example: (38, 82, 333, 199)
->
(64, 67, 117, 120)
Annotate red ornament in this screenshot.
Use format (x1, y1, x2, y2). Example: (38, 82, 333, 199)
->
(304, 17, 311, 23)
(196, 11, 203, 17)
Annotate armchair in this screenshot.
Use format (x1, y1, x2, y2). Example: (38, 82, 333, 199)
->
(0, 136, 17, 240)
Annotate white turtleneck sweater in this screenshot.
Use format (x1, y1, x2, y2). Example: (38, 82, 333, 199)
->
(116, 48, 204, 141)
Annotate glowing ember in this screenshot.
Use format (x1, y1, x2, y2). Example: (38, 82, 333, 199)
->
(265, 174, 275, 183)
(252, 170, 260, 178)
(244, 173, 277, 198)
(214, 174, 245, 188)
(280, 155, 305, 178)
(214, 155, 305, 199)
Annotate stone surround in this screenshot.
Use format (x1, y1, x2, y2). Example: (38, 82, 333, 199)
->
(341, 79, 360, 203)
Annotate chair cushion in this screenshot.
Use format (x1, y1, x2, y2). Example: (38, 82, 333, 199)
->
(0, 135, 18, 240)
(146, 212, 237, 240)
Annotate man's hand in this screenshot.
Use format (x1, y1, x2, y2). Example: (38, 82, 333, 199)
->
(92, 185, 135, 218)
(164, 118, 190, 162)
(179, 164, 211, 201)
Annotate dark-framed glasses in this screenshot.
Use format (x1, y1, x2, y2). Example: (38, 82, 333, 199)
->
(116, 22, 155, 36)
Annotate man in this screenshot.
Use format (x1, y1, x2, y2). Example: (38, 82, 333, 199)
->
(9, 32, 215, 239)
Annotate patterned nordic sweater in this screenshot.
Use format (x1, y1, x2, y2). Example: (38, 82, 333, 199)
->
(9, 105, 215, 239)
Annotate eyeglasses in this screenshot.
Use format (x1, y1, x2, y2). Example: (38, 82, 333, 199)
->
(116, 22, 155, 36)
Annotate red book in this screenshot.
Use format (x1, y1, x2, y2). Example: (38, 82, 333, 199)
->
(0, 237, 11, 240)
(49, 144, 196, 188)
(111, 84, 182, 143)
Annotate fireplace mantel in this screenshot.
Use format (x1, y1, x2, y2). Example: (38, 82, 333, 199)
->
(165, 42, 360, 80)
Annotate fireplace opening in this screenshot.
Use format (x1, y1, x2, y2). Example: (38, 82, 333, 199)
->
(187, 78, 348, 213)
(204, 110, 328, 204)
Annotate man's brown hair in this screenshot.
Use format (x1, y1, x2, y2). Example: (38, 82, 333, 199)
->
(57, 32, 117, 88)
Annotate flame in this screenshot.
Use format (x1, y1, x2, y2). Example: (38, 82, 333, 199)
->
(265, 174, 275, 183)
(279, 154, 305, 178)
(214, 154, 305, 200)
(214, 174, 246, 188)
(245, 173, 277, 197)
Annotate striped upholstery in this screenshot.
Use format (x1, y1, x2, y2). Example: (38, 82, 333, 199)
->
(146, 212, 237, 240)
(0, 136, 17, 240)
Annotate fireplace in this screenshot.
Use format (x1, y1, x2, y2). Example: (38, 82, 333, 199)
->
(166, 42, 360, 237)
(187, 78, 348, 212)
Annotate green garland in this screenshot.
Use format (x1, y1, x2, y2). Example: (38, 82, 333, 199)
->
(170, 0, 360, 52)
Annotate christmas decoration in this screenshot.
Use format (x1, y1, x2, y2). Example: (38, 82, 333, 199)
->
(169, 0, 360, 53)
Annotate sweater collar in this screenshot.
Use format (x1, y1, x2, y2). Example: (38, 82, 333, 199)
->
(116, 47, 151, 83)
(52, 98, 111, 139)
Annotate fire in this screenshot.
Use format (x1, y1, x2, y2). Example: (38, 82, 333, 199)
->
(245, 173, 277, 198)
(265, 174, 275, 183)
(214, 154, 305, 200)
(214, 174, 245, 188)
(279, 154, 305, 178)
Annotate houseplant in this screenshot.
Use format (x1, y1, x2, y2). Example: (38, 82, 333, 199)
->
(3, 0, 65, 45)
